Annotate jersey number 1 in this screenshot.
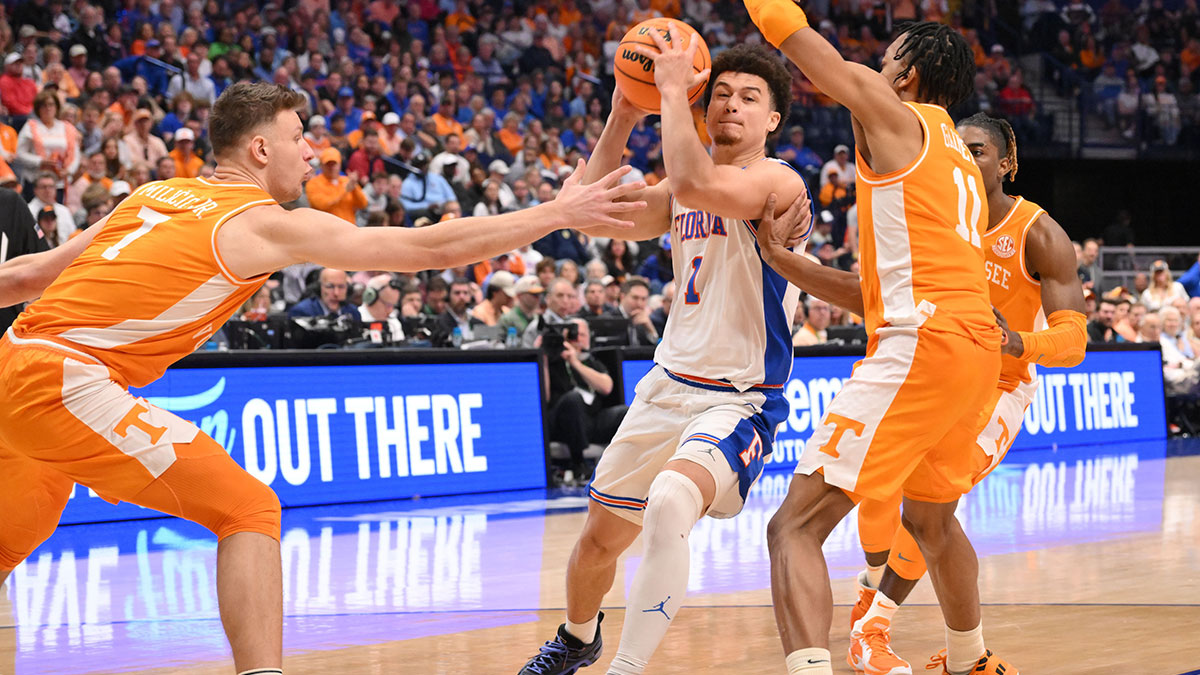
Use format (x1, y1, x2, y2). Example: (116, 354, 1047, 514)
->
(952, 167, 982, 248)
(102, 206, 171, 260)
(684, 255, 702, 304)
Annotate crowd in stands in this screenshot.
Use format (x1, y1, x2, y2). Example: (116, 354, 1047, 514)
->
(1020, 0, 1200, 147)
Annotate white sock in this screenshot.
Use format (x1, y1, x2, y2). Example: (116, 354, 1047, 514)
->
(865, 563, 885, 589)
(853, 590, 899, 634)
(565, 613, 599, 644)
(945, 623, 985, 674)
(785, 648, 834, 674)
(608, 471, 703, 675)
(237, 670, 282, 675)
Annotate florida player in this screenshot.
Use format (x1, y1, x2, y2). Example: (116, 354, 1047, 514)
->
(0, 82, 643, 675)
(517, 37, 813, 675)
(838, 112, 1088, 674)
(741, 5, 1017, 674)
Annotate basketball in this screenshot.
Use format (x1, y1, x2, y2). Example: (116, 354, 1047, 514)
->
(613, 18, 711, 114)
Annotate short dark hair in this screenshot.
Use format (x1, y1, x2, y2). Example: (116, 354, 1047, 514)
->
(450, 276, 473, 291)
(209, 82, 307, 158)
(891, 22, 975, 108)
(958, 112, 1019, 180)
(33, 90, 61, 117)
(1098, 298, 1118, 308)
(536, 258, 557, 275)
(621, 276, 651, 295)
(426, 276, 449, 294)
(703, 44, 792, 140)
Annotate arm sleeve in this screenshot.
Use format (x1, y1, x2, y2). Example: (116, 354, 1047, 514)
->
(1017, 309, 1088, 367)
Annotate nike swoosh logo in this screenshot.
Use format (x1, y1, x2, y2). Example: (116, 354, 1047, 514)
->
(808, 659, 829, 664)
(897, 553, 914, 562)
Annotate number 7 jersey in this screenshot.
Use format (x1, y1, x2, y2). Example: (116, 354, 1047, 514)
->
(12, 177, 277, 387)
(855, 102, 1000, 347)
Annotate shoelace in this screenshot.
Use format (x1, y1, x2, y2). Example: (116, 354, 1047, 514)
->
(524, 639, 570, 674)
(925, 648, 948, 671)
(863, 627, 903, 663)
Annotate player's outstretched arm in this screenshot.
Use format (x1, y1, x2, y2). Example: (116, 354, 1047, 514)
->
(742, 0, 910, 134)
(581, 87, 672, 240)
(755, 192, 865, 316)
(1001, 213, 1087, 365)
(640, 25, 808, 222)
(0, 218, 107, 306)
(221, 162, 646, 278)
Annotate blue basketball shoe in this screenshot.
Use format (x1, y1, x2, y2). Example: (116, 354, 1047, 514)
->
(518, 612, 604, 674)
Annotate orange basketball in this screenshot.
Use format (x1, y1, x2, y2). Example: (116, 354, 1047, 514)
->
(613, 18, 711, 115)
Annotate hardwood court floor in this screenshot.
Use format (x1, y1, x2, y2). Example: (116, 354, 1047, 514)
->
(4, 440, 1199, 674)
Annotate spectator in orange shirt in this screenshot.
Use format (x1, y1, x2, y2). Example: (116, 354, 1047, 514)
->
(304, 115, 332, 154)
(498, 112, 524, 156)
(170, 127, 205, 178)
(433, 95, 465, 144)
(305, 147, 367, 224)
(346, 111, 380, 150)
(445, 0, 477, 33)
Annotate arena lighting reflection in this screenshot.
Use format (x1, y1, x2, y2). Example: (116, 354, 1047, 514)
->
(6, 440, 1171, 673)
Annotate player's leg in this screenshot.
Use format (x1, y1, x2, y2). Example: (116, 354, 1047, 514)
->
(768, 472, 857, 670)
(608, 458, 717, 675)
(520, 368, 680, 674)
(853, 494, 902, 626)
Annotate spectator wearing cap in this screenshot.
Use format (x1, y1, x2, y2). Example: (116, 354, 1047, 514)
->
(379, 112, 404, 155)
(775, 126, 823, 178)
(305, 147, 367, 224)
(335, 87, 364, 133)
(0, 53, 37, 124)
(67, 44, 90, 95)
(1143, 260, 1189, 311)
(500, 275, 545, 334)
(346, 111, 380, 150)
(110, 180, 133, 205)
(484, 160, 517, 208)
(305, 115, 332, 154)
(16, 90, 80, 187)
(170, 127, 204, 178)
(638, 233, 675, 290)
(35, 205, 62, 248)
(430, 134, 471, 186)
(347, 127, 387, 179)
(123, 108, 168, 168)
(27, 172, 75, 244)
(819, 143, 856, 190)
(433, 95, 466, 144)
(471, 270, 518, 326)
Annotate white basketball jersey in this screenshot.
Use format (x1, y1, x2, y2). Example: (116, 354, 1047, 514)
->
(654, 161, 803, 391)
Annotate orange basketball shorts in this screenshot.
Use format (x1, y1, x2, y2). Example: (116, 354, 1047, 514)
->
(0, 332, 280, 570)
(794, 325, 1002, 504)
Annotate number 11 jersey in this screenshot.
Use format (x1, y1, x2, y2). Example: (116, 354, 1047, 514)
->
(12, 177, 277, 387)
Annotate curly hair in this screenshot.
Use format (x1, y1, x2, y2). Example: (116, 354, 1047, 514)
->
(891, 22, 975, 108)
(703, 44, 793, 140)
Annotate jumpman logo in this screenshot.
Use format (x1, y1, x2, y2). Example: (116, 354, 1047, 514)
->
(643, 596, 672, 620)
(699, 445, 718, 462)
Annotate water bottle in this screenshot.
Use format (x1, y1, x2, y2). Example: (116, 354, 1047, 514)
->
(451, 326, 463, 348)
(506, 326, 519, 348)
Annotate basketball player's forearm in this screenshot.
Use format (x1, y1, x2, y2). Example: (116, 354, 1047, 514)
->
(659, 87, 713, 192)
(763, 249, 864, 316)
(585, 115, 637, 185)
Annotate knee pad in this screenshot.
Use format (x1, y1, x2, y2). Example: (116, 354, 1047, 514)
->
(887, 524, 927, 581)
(644, 470, 704, 545)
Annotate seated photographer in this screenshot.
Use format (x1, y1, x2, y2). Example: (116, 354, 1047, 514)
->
(545, 318, 627, 481)
(359, 274, 404, 344)
(288, 268, 357, 318)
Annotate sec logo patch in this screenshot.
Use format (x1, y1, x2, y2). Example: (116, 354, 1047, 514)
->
(991, 235, 1016, 259)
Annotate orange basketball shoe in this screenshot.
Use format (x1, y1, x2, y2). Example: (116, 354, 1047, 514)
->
(847, 616, 912, 675)
(850, 570, 877, 628)
(925, 649, 1018, 674)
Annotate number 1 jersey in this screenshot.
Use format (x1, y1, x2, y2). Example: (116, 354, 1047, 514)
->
(13, 177, 277, 387)
(654, 161, 803, 391)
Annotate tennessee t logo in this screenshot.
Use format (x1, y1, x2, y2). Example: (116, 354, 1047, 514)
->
(995, 418, 1011, 455)
(818, 414, 866, 458)
(114, 404, 167, 444)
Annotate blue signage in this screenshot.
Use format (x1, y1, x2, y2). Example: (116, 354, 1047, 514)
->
(623, 348, 1166, 471)
(59, 362, 547, 525)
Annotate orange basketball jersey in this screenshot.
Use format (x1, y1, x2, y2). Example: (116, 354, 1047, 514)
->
(982, 195, 1047, 392)
(12, 177, 277, 387)
(855, 102, 1000, 347)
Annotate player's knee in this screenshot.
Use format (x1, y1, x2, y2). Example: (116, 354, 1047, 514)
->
(212, 477, 282, 541)
(643, 471, 703, 545)
(900, 508, 951, 552)
(0, 492, 70, 569)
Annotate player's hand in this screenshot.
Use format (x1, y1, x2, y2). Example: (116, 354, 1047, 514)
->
(611, 86, 648, 122)
(757, 192, 810, 262)
(993, 307, 1023, 357)
(553, 159, 647, 232)
(635, 23, 710, 96)
(778, 189, 813, 249)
